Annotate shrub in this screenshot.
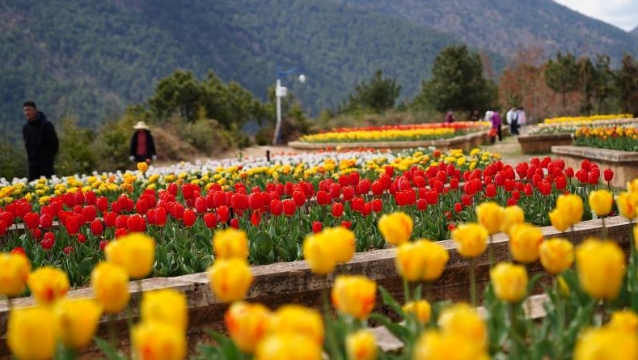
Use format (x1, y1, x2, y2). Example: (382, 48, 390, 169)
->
(55, 117, 97, 176)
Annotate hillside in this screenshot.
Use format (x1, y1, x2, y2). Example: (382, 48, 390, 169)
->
(333, 0, 638, 60)
(0, 0, 459, 133)
(632, 26, 638, 37)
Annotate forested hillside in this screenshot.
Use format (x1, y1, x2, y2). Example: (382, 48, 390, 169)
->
(0, 0, 458, 133)
(334, 0, 638, 60)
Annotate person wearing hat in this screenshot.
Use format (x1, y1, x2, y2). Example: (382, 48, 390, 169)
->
(129, 121, 157, 163)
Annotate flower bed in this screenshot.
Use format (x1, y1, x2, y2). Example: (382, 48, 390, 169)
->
(575, 125, 638, 151)
(529, 118, 638, 135)
(298, 122, 491, 143)
(542, 113, 633, 125)
(517, 133, 573, 154)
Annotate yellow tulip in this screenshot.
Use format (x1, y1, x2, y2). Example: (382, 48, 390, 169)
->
(549, 208, 570, 233)
(508, 223, 544, 263)
(7, 306, 56, 360)
(213, 228, 249, 260)
(208, 258, 253, 303)
(225, 301, 271, 354)
(616, 192, 638, 220)
(395, 240, 449, 282)
(476, 202, 504, 235)
(556, 194, 583, 227)
(589, 190, 613, 217)
(131, 321, 186, 360)
(539, 238, 574, 274)
(27, 266, 70, 305)
(331, 275, 377, 320)
(490, 262, 528, 303)
(378, 212, 413, 246)
(574, 327, 638, 360)
(141, 289, 188, 332)
(628, 179, 638, 193)
(403, 300, 431, 324)
(105, 233, 156, 279)
(413, 329, 489, 360)
(346, 330, 378, 360)
(451, 223, 488, 258)
(303, 233, 337, 275)
(325, 226, 356, 264)
(608, 310, 638, 333)
(255, 334, 322, 360)
(437, 303, 486, 347)
(55, 298, 103, 350)
(270, 305, 324, 345)
(576, 238, 625, 300)
(137, 161, 149, 173)
(0, 252, 31, 297)
(500, 205, 524, 235)
(91, 262, 130, 314)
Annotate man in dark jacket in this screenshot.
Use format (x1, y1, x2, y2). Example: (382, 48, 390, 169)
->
(22, 101, 59, 181)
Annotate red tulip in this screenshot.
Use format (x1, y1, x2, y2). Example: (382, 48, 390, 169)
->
(155, 207, 167, 226)
(182, 209, 197, 227)
(115, 215, 128, 229)
(203, 213, 217, 228)
(282, 199, 296, 217)
(384, 166, 394, 177)
(329, 183, 341, 199)
(217, 206, 230, 223)
(362, 203, 372, 216)
(115, 228, 128, 238)
(65, 215, 82, 235)
(127, 214, 146, 232)
(82, 205, 97, 223)
(10, 247, 26, 256)
(96, 197, 108, 213)
(371, 181, 384, 197)
(351, 197, 365, 212)
(316, 191, 331, 206)
(90, 219, 104, 236)
(77, 233, 87, 244)
(30, 228, 42, 240)
(99, 240, 109, 251)
(42, 232, 55, 250)
(604, 169, 614, 182)
(250, 211, 261, 226)
(357, 179, 371, 195)
(341, 221, 351, 229)
(292, 191, 306, 207)
(270, 200, 283, 216)
(426, 190, 439, 205)
(230, 218, 239, 229)
(24, 212, 39, 230)
(565, 167, 574, 178)
(485, 184, 497, 198)
(417, 198, 427, 211)
(454, 202, 463, 213)
(332, 203, 344, 217)
(312, 221, 323, 233)
(372, 199, 383, 213)
(39, 213, 53, 229)
(167, 183, 178, 196)
(588, 171, 599, 185)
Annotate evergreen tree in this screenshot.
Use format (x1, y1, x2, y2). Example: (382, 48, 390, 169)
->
(592, 55, 617, 114)
(412, 45, 497, 114)
(544, 52, 580, 111)
(339, 70, 401, 114)
(616, 54, 638, 116)
(577, 57, 595, 115)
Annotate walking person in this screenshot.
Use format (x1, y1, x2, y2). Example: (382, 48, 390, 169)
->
(507, 107, 519, 135)
(129, 121, 157, 163)
(517, 107, 527, 134)
(22, 101, 59, 181)
(490, 111, 503, 143)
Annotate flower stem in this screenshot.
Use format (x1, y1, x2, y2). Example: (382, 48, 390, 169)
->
(322, 278, 343, 360)
(489, 234, 495, 268)
(553, 278, 564, 360)
(403, 278, 411, 304)
(601, 216, 607, 240)
(508, 303, 519, 360)
(470, 257, 477, 307)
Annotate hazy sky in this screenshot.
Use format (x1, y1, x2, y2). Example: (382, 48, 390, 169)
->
(553, 0, 638, 31)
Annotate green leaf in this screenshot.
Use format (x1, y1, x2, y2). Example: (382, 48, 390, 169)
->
(94, 337, 126, 360)
(369, 313, 410, 343)
(378, 286, 404, 317)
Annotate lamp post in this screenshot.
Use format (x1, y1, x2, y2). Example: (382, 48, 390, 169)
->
(273, 67, 305, 145)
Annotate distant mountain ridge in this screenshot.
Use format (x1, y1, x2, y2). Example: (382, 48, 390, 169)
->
(632, 26, 638, 36)
(1, 0, 637, 134)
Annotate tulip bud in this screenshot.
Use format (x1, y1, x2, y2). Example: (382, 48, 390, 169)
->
(28, 266, 70, 305)
(331, 275, 376, 320)
(255, 334, 322, 360)
(270, 305, 324, 345)
(451, 223, 488, 258)
(213, 228, 249, 260)
(346, 330, 378, 360)
(508, 223, 544, 263)
(105, 233, 155, 279)
(500, 205, 524, 235)
(490, 262, 528, 303)
(7, 306, 56, 360)
(0, 253, 31, 297)
(141, 289, 188, 332)
(132, 321, 186, 360)
(403, 300, 431, 324)
(608, 310, 638, 333)
(225, 302, 271, 354)
(539, 238, 574, 274)
(549, 208, 570, 232)
(377, 212, 413, 246)
(91, 262, 130, 314)
(476, 202, 504, 235)
(556, 194, 583, 227)
(208, 258, 253, 303)
(616, 192, 638, 220)
(576, 238, 625, 300)
(589, 190, 613, 217)
(54, 298, 103, 350)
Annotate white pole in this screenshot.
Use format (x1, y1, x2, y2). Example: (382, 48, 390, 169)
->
(273, 79, 282, 146)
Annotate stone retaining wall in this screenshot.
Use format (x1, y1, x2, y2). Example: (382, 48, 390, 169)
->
(0, 216, 631, 358)
(552, 145, 638, 188)
(518, 133, 573, 154)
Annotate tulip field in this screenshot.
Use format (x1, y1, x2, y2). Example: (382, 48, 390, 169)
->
(298, 122, 490, 143)
(2, 141, 638, 359)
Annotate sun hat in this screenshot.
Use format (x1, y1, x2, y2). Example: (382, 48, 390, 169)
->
(133, 121, 149, 130)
